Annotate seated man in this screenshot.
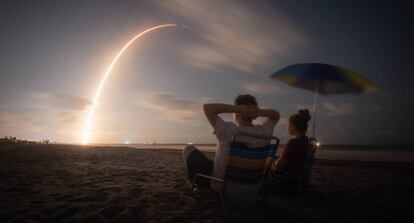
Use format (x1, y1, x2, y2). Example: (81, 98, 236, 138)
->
(183, 94, 280, 192)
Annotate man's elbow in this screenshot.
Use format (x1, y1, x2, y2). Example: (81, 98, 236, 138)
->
(270, 110, 280, 122)
(275, 111, 280, 120)
(203, 104, 210, 114)
(203, 103, 215, 116)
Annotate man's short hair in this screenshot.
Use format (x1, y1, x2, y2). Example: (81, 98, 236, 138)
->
(234, 94, 258, 106)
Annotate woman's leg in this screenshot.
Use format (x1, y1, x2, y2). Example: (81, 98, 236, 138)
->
(183, 145, 214, 188)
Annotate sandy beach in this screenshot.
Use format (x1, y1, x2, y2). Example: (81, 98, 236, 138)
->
(1, 144, 413, 223)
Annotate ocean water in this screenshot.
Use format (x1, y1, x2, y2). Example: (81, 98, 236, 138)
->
(90, 143, 414, 162)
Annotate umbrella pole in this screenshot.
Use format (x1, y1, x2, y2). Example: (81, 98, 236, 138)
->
(312, 84, 318, 138)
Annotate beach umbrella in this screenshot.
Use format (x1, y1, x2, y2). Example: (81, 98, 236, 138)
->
(271, 63, 377, 138)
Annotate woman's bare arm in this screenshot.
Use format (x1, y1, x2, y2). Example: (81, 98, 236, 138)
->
(274, 156, 289, 170)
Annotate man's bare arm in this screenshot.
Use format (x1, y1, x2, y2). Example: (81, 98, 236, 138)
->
(258, 109, 280, 124)
(203, 103, 248, 127)
(203, 103, 279, 127)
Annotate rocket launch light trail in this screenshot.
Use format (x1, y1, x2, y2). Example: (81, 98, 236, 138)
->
(82, 24, 177, 144)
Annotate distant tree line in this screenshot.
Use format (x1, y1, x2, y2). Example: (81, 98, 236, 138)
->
(0, 136, 29, 144)
(0, 136, 48, 145)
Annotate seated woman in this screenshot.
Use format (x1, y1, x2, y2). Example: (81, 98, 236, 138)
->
(266, 109, 311, 187)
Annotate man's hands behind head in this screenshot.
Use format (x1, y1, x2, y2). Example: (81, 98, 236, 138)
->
(238, 105, 260, 119)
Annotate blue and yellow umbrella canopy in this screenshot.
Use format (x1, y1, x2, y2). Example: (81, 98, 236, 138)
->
(271, 63, 377, 95)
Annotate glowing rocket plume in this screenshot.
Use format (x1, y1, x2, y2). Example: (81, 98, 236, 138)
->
(82, 24, 177, 144)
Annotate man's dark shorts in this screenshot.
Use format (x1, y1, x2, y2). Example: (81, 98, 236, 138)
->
(185, 148, 214, 189)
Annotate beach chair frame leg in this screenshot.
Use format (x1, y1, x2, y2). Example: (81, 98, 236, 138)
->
(191, 174, 224, 194)
(191, 173, 223, 192)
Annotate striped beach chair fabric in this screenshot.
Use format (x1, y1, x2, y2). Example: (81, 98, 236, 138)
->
(192, 131, 279, 208)
(223, 135, 279, 208)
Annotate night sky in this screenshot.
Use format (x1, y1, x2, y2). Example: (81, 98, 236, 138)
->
(1, 0, 413, 145)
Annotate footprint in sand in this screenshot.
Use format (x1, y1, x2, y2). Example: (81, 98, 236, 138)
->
(29, 200, 44, 208)
(52, 205, 81, 220)
(78, 214, 104, 223)
(53, 193, 73, 201)
(98, 206, 126, 220)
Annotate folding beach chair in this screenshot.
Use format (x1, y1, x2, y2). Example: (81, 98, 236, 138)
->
(265, 137, 318, 193)
(191, 131, 280, 208)
(301, 137, 318, 188)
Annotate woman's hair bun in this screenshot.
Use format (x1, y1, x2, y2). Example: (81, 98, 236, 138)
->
(298, 109, 311, 122)
(289, 109, 311, 134)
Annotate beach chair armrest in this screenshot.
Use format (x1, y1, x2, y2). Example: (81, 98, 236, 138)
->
(191, 173, 224, 192)
(194, 173, 224, 183)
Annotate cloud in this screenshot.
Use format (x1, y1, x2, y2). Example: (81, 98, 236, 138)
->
(295, 104, 313, 111)
(33, 92, 92, 111)
(48, 94, 93, 111)
(138, 92, 207, 123)
(0, 112, 43, 133)
(332, 123, 342, 128)
(322, 102, 354, 116)
(0, 92, 89, 141)
(56, 111, 81, 124)
(153, 0, 305, 73)
(273, 117, 289, 139)
(295, 102, 354, 116)
(358, 129, 396, 136)
(242, 83, 281, 94)
(0, 107, 85, 139)
(364, 104, 382, 113)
